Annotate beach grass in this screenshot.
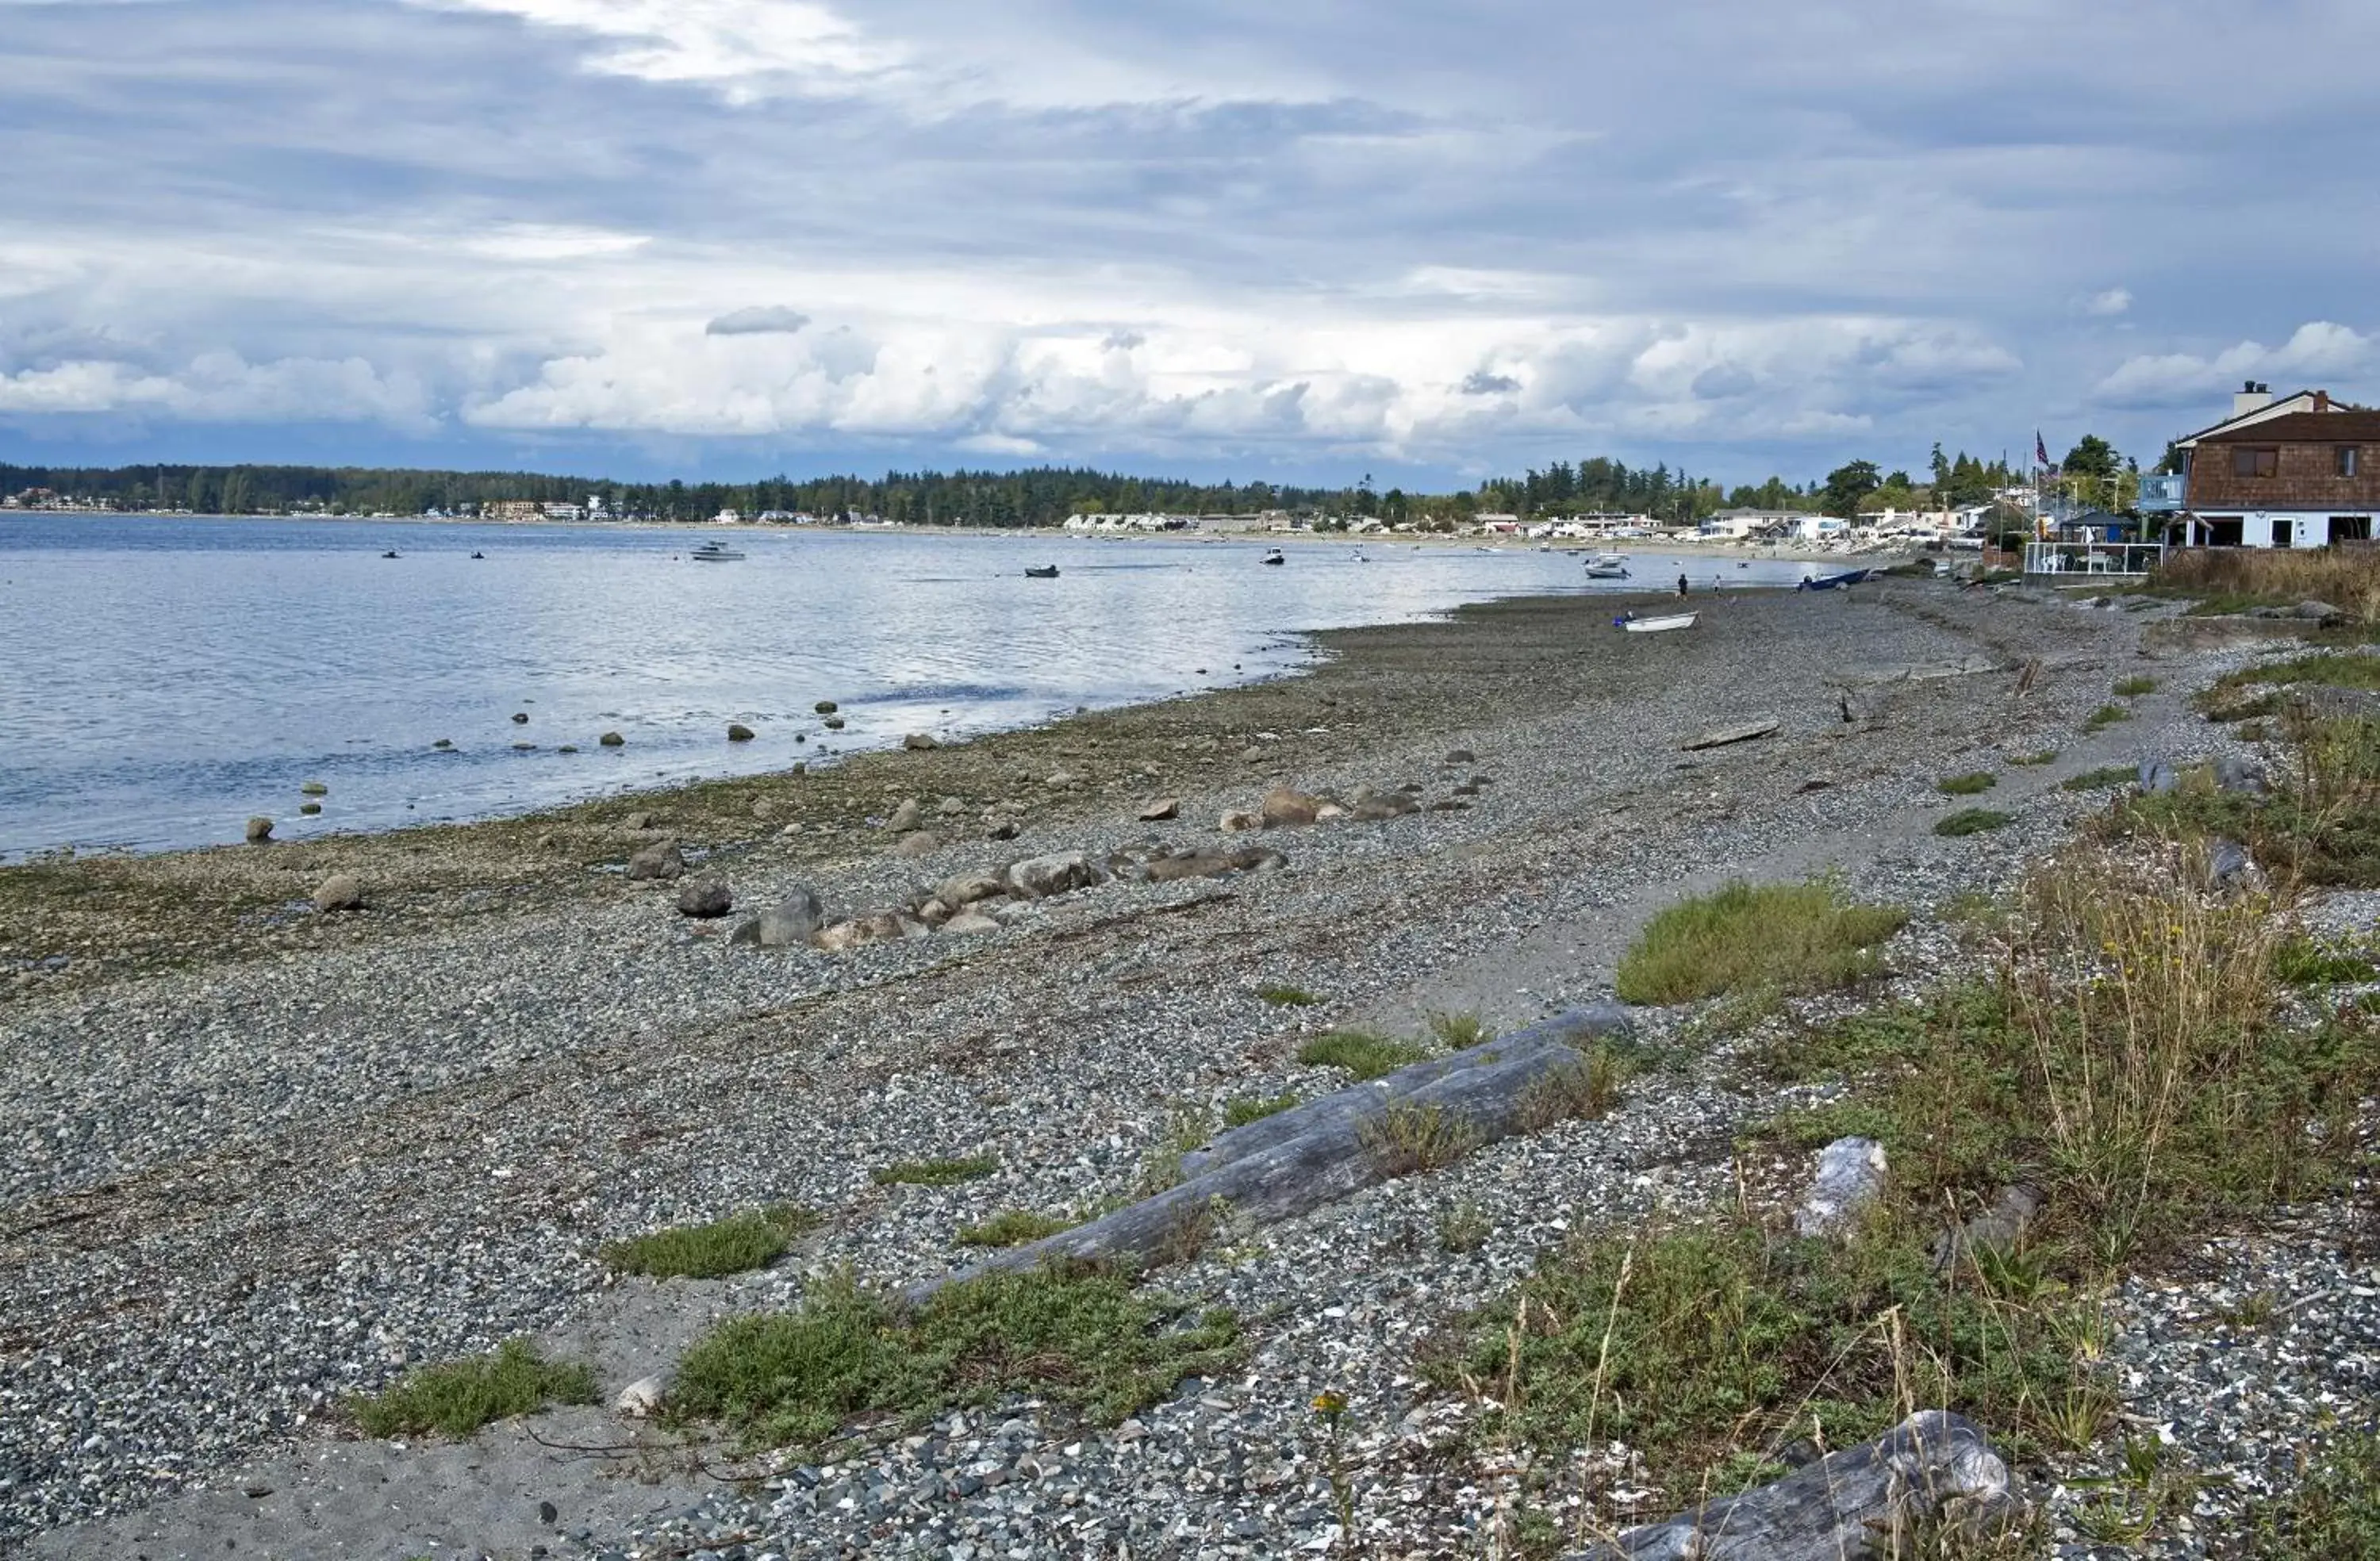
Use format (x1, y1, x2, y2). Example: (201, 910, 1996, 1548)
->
(1937, 771, 1997, 796)
(601, 1205, 820, 1279)
(872, 1156, 1000, 1188)
(1297, 1028, 1433, 1080)
(954, 1209, 1076, 1248)
(1936, 807, 2015, 836)
(1613, 880, 1906, 1005)
(351, 1339, 597, 1439)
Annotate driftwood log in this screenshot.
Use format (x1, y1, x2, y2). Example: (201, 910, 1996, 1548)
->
(1572, 1411, 2021, 1560)
(906, 1003, 1633, 1302)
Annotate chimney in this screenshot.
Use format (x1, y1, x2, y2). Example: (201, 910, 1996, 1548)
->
(2233, 380, 2274, 418)
(2315, 389, 2332, 411)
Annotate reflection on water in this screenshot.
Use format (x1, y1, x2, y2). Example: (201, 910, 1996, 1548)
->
(0, 516, 1813, 857)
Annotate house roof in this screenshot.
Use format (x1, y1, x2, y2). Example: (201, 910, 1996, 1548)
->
(2200, 411, 2380, 444)
(2175, 389, 2327, 447)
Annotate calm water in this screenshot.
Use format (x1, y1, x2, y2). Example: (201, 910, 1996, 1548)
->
(0, 516, 1811, 858)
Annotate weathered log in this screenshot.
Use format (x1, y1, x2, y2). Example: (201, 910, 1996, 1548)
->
(1572, 1411, 2021, 1561)
(1679, 719, 1780, 751)
(907, 1004, 1633, 1302)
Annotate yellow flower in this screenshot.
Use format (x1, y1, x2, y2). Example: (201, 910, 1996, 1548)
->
(1311, 1390, 1347, 1418)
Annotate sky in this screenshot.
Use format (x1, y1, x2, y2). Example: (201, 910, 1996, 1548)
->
(2, 0, 2377, 491)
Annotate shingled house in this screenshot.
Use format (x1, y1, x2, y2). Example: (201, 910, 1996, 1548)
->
(2169, 385, 2380, 548)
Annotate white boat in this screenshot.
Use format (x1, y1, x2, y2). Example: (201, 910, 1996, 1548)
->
(1590, 551, 1630, 569)
(1584, 563, 1630, 579)
(689, 539, 747, 562)
(1261, 548, 1285, 566)
(1621, 612, 1698, 633)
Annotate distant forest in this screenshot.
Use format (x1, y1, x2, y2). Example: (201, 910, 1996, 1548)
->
(0, 447, 2029, 527)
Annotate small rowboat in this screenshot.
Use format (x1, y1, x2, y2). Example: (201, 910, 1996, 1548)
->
(1619, 612, 1698, 633)
(1796, 567, 1871, 591)
(1024, 565, 1060, 578)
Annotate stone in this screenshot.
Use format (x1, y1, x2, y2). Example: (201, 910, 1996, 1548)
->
(751, 796, 775, 820)
(2138, 757, 2178, 795)
(599, 731, 624, 746)
(1796, 1137, 1887, 1237)
(300, 780, 328, 796)
(903, 732, 939, 750)
(299, 802, 323, 815)
(1240, 746, 1265, 763)
(2205, 836, 2261, 894)
(675, 879, 732, 918)
(432, 738, 452, 750)
(942, 908, 1000, 936)
(558, 744, 578, 754)
(1451, 780, 1480, 796)
(244, 817, 274, 843)
(1444, 748, 1476, 764)
(892, 830, 942, 859)
(1315, 802, 1346, 820)
(813, 911, 916, 954)
(987, 819, 1021, 842)
(623, 811, 654, 831)
(1145, 846, 1287, 882)
(1932, 1184, 2042, 1273)
(727, 723, 755, 742)
(823, 715, 845, 730)
(2296, 599, 2348, 623)
(1138, 797, 1180, 822)
(1261, 787, 1322, 827)
(616, 1376, 666, 1417)
(1045, 770, 1078, 788)
(312, 874, 363, 914)
(936, 871, 1007, 908)
(511, 711, 529, 724)
(511, 741, 536, 751)
(885, 798, 923, 833)
(1349, 788, 1418, 822)
(730, 888, 823, 948)
(1006, 850, 1107, 899)
(2214, 752, 2268, 796)
(938, 795, 965, 815)
(1219, 810, 1262, 832)
(626, 841, 686, 881)
(813, 700, 839, 714)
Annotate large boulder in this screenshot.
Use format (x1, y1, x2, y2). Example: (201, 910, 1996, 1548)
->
(730, 888, 823, 947)
(244, 816, 274, 844)
(675, 879, 733, 918)
(626, 841, 685, 881)
(935, 870, 1008, 908)
(891, 830, 942, 859)
(599, 731, 625, 747)
(312, 874, 363, 914)
(885, 798, 923, 833)
(814, 911, 925, 954)
(1261, 787, 1322, 828)
(727, 723, 756, 742)
(1006, 850, 1107, 899)
(903, 732, 940, 750)
(1796, 1137, 1887, 1237)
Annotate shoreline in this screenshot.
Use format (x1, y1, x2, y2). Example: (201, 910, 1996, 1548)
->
(13, 575, 2323, 1559)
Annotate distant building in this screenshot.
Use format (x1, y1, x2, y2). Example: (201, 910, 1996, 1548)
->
(542, 501, 584, 522)
(1699, 508, 1797, 539)
(483, 500, 543, 522)
(2171, 385, 2378, 548)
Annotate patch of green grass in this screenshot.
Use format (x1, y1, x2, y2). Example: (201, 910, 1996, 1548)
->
(1297, 1027, 1433, 1081)
(1613, 880, 1907, 1006)
(668, 1264, 1239, 1449)
(1357, 1102, 1480, 1177)
(2062, 765, 2139, 792)
(351, 1340, 597, 1440)
(1935, 807, 2015, 837)
(1222, 1091, 1301, 1128)
(1937, 771, 1997, 796)
(1423, 1010, 1493, 1049)
(1255, 984, 1318, 1007)
(601, 1205, 820, 1279)
(2010, 750, 2059, 766)
(2213, 651, 2380, 696)
(1438, 1202, 1491, 1254)
(955, 1209, 1075, 1248)
(1514, 1045, 1627, 1130)
(872, 1156, 999, 1187)
(2249, 1428, 2380, 1558)
(2113, 675, 2158, 697)
(2083, 704, 2132, 733)
(2273, 935, 2378, 987)
(2118, 715, 2380, 887)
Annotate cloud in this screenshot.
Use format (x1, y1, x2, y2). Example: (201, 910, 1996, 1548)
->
(705, 306, 811, 336)
(1460, 370, 1518, 396)
(0, 351, 436, 430)
(2081, 287, 2132, 317)
(408, 0, 906, 103)
(2095, 321, 2375, 409)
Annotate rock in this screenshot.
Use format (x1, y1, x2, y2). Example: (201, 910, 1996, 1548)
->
(727, 723, 755, 742)
(558, 744, 578, 754)
(1451, 780, 1480, 796)
(311, 875, 363, 914)
(623, 811, 654, 831)
(599, 731, 624, 746)
(1315, 802, 1346, 820)
(2214, 752, 2268, 796)
(751, 796, 775, 820)
(2138, 757, 2178, 795)
(625, 842, 685, 881)
(1045, 770, 1078, 788)
(298, 801, 323, 816)
(2296, 599, 2348, 623)
(511, 711, 529, 724)
(2205, 836, 2261, 894)
(813, 911, 919, 954)
(886, 798, 923, 832)
(616, 1376, 666, 1417)
(1138, 796, 1180, 822)
(1145, 846, 1287, 882)
(942, 908, 1000, 936)
(511, 741, 536, 751)
(939, 796, 965, 815)
(823, 715, 845, 730)
(675, 880, 732, 918)
(903, 732, 939, 750)
(1219, 810, 1262, 832)
(935, 871, 1007, 908)
(1444, 748, 1476, 764)
(1240, 746, 1265, 763)
(431, 738, 452, 750)
(300, 780, 328, 796)
(986, 819, 1021, 842)
(1261, 787, 1322, 828)
(1932, 1184, 2042, 1273)
(1796, 1137, 1887, 1237)
(813, 700, 839, 714)
(1006, 850, 1107, 899)
(891, 830, 942, 859)
(731, 888, 824, 948)
(1349, 787, 1418, 822)
(244, 817, 274, 843)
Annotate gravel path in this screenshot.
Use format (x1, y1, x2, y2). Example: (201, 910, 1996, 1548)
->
(1, 579, 2320, 1558)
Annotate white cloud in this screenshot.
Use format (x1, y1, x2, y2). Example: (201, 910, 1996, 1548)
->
(412, 0, 904, 102)
(455, 224, 651, 262)
(705, 306, 811, 336)
(2095, 320, 2374, 408)
(0, 351, 435, 428)
(2082, 286, 2132, 316)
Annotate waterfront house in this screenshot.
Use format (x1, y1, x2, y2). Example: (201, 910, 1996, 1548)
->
(2168, 387, 2380, 548)
(1699, 508, 1797, 539)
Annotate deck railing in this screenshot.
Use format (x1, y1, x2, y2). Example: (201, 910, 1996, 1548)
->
(2022, 540, 2164, 577)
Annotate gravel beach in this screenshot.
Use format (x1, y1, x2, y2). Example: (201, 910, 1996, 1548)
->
(4, 577, 2365, 1559)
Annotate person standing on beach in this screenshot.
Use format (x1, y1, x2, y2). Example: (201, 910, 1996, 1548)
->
(1676, 573, 1689, 597)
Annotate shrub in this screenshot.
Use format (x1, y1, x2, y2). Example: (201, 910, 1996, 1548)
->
(2113, 675, 2158, 697)
(2121, 714, 2380, 886)
(1614, 881, 1906, 1005)
(2083, 704, 2132, 733)
(2249, 1428, 2380, 1557)
(1297, 1028, 1433, 1080)
(2272, 934, 2378, 987)
(1935, 808, 2014, 837)
(601, 1206, 820, 1279)
(1937, 772, 1997, 796)
(955, 1209, 1074, 1248)
(2061, 765, 2138, 792)
(351, 1340, 597, 1439)
(1357, 1103, 1480, 1178)
(872, 1156, 999, 1187)
(1423, 1011, 1493, 1049)
(670, 1267, 1239, 1448)
(1222, 1091, 1301, 1128)
(1514, 1046, 1626, 1131)
(1437, 1202, 1491, 1254)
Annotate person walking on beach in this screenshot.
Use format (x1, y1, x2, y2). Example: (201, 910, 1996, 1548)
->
(1676, 573, 1689, 597)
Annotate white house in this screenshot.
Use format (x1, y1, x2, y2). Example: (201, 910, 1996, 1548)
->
(1794, 515, 1852, 542)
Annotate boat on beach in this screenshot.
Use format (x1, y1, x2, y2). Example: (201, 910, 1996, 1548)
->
(1618, 611, 1697, 633)
(689, 539, 747, 562)
(1584, 562, 1630, 579)
(1796, 567, 1870, 591)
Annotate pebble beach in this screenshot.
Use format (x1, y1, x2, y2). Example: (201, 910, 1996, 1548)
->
(3, 576, 2371, 1559)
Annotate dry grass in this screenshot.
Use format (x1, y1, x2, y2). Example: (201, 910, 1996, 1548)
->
(1358, 1102, 1480, 1178)
(2155, 548, 2380, 623)
(1514, 1045, 1627, 1131)
(1614, 880, 1907, 1005)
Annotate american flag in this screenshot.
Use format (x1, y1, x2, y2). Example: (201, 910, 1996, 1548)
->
(2036, 432, 2052, 470)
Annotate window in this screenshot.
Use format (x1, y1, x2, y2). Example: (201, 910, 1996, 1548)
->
(2334, 516, 2372, 545)
(2340, 446, 2361, 478)
(2273, 519, 2294, 549)
(2233, 447, 2279, 478)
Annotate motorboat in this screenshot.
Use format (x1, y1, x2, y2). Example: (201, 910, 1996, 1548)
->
(1618, 612, 1698, 633)
(1024, 565, 1061, 579)
(1261, 548, 1285, 566)
(379, 549, 400, 559)
(1795, 567, 1870, 591)
(1584, 562, 1630, 579)
(690, 539, 747, 562)
(469, 550, 486, 559)
(1589, 551, 1630, 569)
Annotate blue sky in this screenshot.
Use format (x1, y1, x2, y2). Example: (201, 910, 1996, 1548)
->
(2, 0, 2376, 489)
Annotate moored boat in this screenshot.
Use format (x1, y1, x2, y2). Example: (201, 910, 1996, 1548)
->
(1261, 548, 1285, 566)
(1024, 565, 1060, 578)
(689, 539, 747, 562)
(1618, 611, 1697, 633)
